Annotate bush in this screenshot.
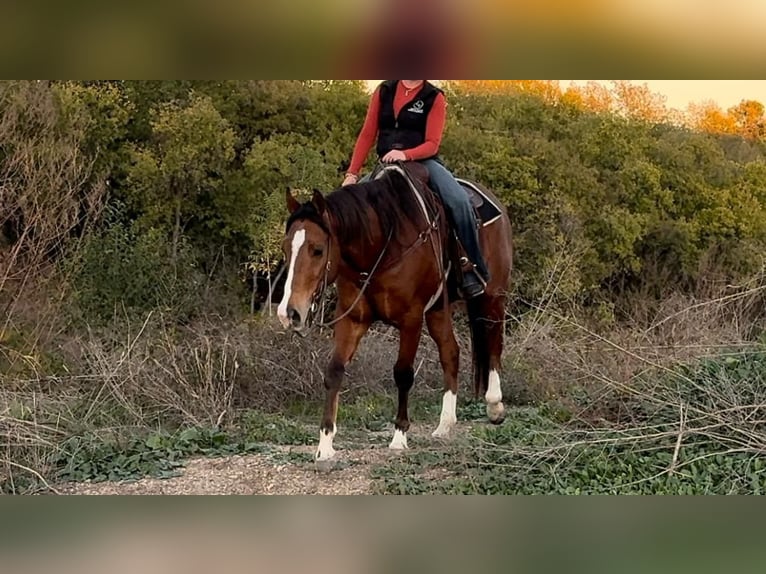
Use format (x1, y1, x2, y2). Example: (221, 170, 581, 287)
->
(67, 208, 204, 325)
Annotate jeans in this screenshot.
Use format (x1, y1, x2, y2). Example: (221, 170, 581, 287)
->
(420, 159, 489, 280)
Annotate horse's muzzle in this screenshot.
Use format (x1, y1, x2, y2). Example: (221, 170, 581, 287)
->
(287, 307, 303, 329)
(285, 305, 311, 337)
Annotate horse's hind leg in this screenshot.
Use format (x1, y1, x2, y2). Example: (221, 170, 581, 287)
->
(483, 295, 506, 425)
(426, 305, 460, 438)
(389, 320, 424, 450)
(316, 317, 369, 465)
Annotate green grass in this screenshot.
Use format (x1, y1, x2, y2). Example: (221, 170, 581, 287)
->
(371, 350, 766, 494)
(371, 410, 766, 495)
(238, 410, 315, 445)
(7, 349, 766, 495)
(50, 426, 269, 485)
(1, 411, 317, 493)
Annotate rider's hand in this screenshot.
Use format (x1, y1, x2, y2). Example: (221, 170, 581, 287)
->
(381, 150, 407, 163)
(342, 173, 358, 186)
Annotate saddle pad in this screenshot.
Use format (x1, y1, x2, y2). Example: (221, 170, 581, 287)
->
(456, 178, 503, 227)
(374, 165, 503, 228)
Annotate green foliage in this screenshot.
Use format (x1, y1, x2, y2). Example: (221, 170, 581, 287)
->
(8, 409, 314, 491)
(51, 426, 267, 485)
(8, 350, 766, 494)
(238, 410, 315, 445)
(242, 133, 339, 272)
(35, 407, 314, 489)
(67, 206, 203, 324)
(52, 81, 133, 178)
(126, 93, 236, 241)
(374, 350, 766, 495)
(6, 79, 766, 333)
(439, 90, 766, 303)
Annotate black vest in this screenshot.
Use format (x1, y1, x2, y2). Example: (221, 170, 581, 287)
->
(376, 80, 443, 159)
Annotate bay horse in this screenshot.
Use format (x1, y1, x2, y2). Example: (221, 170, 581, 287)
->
(278, 163, 512, 464)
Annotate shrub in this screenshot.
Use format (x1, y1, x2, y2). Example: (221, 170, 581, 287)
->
(66, 207, 204, 325)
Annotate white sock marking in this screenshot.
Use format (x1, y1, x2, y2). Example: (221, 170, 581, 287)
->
(389, 429, 408, 450)
(316, 424, 336, 461)
(432, 391, 457, 438)
(486, 370, 502, 405)
(277, 228, 306, 327)
(486, 369, 505, 423)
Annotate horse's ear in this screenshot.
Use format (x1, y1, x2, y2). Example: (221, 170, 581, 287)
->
(286, 187, 301, 214)
(312, 188, 327, 215)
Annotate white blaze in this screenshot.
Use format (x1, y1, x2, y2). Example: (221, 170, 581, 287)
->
(277, 228, 306, 327)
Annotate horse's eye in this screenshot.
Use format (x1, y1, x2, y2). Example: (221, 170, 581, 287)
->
(312, 247, 324, 258)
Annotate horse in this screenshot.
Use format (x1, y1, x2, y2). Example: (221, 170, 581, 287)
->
(278, 162, 513, 465)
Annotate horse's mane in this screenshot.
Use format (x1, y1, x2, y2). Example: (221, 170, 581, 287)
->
(287, 170, 431, 247)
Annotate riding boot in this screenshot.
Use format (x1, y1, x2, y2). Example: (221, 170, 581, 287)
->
(453, 215, 490, 299)
(420, 159, 490, 299)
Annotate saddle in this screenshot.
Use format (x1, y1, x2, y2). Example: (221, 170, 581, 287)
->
(372, 162, 503, 293)
(371, 162, 503, 228)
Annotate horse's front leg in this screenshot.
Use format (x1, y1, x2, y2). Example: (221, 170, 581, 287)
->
(316, 316, 369, 466)
(389, 319, 424, 450)
(425, 304, 460, 438)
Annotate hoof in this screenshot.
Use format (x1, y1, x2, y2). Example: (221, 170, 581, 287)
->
(315, 425, 336, 469)
(431, 425, 454, 439)
(389, 429, 408, 450)
(487, 402, 506, 425)
(314, 457, 336, 474)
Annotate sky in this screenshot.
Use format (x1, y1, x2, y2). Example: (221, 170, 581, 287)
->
(566, 80, 766, 111)
(366, 81, 766, 111)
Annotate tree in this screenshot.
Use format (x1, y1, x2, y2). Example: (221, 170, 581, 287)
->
(126, 93, 236, 266)
(611, 81, 669, 124)
(243, 134, 336, 274)
(687, 100, 738, 136)
(446, 80, 562, 103)
(561, 81, 614, 114)
(729, 99, 766, 141)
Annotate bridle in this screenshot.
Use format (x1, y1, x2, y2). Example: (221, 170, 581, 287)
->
(306, 226, 394, 330)
(299, 165, 445, 331)
(304, 220, 442, 331)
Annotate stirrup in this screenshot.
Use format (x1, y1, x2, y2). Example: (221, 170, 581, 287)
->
(461, 270, 485, 298)
(459, 257, 488, 287)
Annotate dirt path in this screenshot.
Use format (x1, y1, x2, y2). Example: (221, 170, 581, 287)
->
(56, 423, 450, 495)
(57, 447, 382, 495)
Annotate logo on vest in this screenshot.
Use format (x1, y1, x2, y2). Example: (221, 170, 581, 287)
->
(407, 100, 425, 114)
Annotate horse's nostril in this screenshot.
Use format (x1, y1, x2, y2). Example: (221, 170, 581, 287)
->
(287, 307, 301, 327)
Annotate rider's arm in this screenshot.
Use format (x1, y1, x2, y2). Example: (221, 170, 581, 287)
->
(404, 92, 446, 161)
(347, 87, 381, 176)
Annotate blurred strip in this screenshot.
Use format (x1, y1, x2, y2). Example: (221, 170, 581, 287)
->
(0, 0, 763, 76)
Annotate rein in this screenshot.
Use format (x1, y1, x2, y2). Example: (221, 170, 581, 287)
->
(338, 216, 440, 286)
(311, 228, 394, 329)
(306, 165, 445, 331)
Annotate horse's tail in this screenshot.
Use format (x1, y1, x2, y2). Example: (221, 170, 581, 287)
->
(465, 296, 490, 399)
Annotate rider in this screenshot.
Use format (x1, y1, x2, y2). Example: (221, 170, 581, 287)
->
(342, 80, 490, 298)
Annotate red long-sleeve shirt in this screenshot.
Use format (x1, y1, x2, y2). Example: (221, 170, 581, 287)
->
(347, 81, 447, 176)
